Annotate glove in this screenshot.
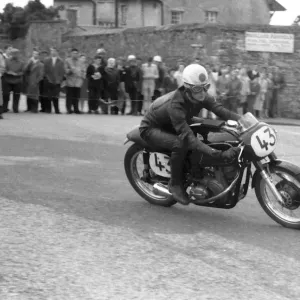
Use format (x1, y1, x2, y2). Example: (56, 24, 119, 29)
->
(219, 147, 240, 161)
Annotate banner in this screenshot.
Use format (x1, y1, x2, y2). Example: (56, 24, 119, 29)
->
(245, 32, 294, 53)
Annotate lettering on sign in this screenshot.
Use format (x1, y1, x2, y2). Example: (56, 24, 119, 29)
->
(245, 32, 294, 53)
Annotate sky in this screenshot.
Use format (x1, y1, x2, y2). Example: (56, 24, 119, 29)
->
(0, 0, 299, 26)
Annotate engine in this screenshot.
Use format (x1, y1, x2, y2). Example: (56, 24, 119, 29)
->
(188, 164, 238, 202)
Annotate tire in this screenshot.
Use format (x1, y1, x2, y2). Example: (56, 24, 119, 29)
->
(124, 143, 177, 207)
(255, 162, 300, 229)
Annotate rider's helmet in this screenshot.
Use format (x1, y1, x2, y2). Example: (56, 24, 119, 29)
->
(182, 64, 210, 100)
(153, 55, 162, 63)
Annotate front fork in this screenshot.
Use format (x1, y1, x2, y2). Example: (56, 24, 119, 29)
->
(253, 154, 285, 205)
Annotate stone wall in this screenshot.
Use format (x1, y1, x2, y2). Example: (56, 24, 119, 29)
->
(25, 20, 69, 57)
(62, 23, 300, 118)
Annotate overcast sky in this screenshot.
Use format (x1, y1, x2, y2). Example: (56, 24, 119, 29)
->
(0, 0, 299, 26)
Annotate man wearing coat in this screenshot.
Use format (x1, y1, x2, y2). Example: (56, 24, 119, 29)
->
(24, 48, 44, 113)
(43, 47, 65, 114)
(64, 48, 86, 114)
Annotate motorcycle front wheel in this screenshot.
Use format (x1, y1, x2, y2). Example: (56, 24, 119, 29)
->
(124, 143, 177, 207)
(255, 162, 300, 229)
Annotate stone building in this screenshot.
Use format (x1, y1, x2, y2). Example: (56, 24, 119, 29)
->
(54, 0, 285, 28)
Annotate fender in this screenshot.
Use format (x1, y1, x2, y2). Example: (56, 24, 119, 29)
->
(251, 159, 300, 189)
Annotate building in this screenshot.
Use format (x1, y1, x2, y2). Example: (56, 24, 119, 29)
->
(54, 0, 286, 28)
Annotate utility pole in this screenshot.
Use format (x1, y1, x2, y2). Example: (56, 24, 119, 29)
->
(115, 0, 119, 28)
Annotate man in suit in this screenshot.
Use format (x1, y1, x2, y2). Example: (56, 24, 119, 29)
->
(43, 47, 65, 114)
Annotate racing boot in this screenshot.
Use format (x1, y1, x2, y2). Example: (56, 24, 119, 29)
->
(169, 151, 190, 205)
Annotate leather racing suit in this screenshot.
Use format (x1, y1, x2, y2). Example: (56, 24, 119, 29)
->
(139, 86, 241, 203)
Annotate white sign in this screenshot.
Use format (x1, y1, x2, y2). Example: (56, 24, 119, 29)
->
(250, 125, 277, 158)
(149, 153, 171, 178)
(245, 32, 294, 53)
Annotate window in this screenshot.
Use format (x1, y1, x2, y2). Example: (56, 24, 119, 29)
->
(171, 11, 183, 24)
(205, 11, 218, 23)
(120, 4, 128, 26)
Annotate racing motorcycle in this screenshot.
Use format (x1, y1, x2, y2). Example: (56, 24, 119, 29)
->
(124, 113, 300, 229)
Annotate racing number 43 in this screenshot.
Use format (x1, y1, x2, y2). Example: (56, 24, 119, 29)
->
(256, 128, 276, 151)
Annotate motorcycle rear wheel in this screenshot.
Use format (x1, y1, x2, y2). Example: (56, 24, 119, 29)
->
(255, 163, 300, 229)
(124, 143, 177, 207)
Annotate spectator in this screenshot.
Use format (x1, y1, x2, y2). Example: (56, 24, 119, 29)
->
(152, 55, 165, 101)
(0, 50, 5, 119)
(248, 76, 261, 114)
(123, 55, 140, 115)
(135, 57, 144, 116)
(216, 68, 229, 106)
(247, 64, 260, 81)
(2, 48, 24, 113)
(162, 69, 177, 94)
(116, 57, 127, 115)
(105, 58, 120, 115)
(141, 57, 159, 114)
(173, 64, 185, 88)
(86, 55, 105, 114)
(3, 45, 12, 60)
(96, 48, 107, 67)
(271, 66, 285, 118)
(202, 63, 217, 119)
(43, 47, 65, 114)
(193, 57, 200, 65)
(24, 48, 44, 113)
(239, 68, 250, 114)
(264, 72, 274, 118)
(79, 54, 88, 113)
(226, 69, 242, 113)
(64, 48, 86, 114)
(254, 72, 268, 118)
(39, 50, 49, 112)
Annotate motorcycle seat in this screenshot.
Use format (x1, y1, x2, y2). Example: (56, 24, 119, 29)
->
(127, 126, 169, 152)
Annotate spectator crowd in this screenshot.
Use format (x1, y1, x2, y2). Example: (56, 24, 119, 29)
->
(0, 45, 286, 120)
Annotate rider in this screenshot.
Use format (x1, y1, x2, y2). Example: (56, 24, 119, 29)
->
(139, 64, 241, 206)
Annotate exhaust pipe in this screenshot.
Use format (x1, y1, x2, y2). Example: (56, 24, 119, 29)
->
(153, 183, 172, 197)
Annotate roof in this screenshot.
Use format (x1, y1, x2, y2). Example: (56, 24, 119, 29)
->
(267, 0, 286, 11)
(199, 0, 285, 12)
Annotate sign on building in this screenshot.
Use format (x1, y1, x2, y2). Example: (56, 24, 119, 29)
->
(245, 32, 294, 53)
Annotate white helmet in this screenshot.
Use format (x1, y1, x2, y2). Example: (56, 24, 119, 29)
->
(127, 55, 136, 61)
(182, 64, 209, 87)
(153, 55, 162, 63)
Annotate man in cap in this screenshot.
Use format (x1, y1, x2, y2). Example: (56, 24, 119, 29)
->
(123, 55, 141, 115)
(2, 48, 25, 113)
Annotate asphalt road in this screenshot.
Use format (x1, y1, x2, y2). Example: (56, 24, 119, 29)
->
(0, 113, 300, 300)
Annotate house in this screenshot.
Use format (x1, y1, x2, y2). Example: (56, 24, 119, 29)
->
(54, 0, 286, 28)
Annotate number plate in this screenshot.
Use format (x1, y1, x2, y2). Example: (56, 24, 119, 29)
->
(149, 153, 171, 178)
(251, 125, 277, 157)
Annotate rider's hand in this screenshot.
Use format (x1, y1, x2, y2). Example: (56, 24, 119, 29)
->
(220, 147, 240, 162)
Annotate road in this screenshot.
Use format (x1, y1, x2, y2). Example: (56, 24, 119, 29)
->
(0, 113, 300, 300)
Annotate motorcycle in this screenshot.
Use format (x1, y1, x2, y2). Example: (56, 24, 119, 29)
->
(124, 112, 300, 229)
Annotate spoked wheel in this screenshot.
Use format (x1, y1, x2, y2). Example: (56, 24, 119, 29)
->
(124, 143, 177, 207)
(255, 164, 300, 229)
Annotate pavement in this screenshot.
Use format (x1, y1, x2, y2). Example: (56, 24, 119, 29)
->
(0, 103, 300, 299)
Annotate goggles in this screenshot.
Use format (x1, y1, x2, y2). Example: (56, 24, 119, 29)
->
(185, 83, 210, 93)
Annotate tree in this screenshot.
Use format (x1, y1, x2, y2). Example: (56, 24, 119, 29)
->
(0, 0, 63, 39)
